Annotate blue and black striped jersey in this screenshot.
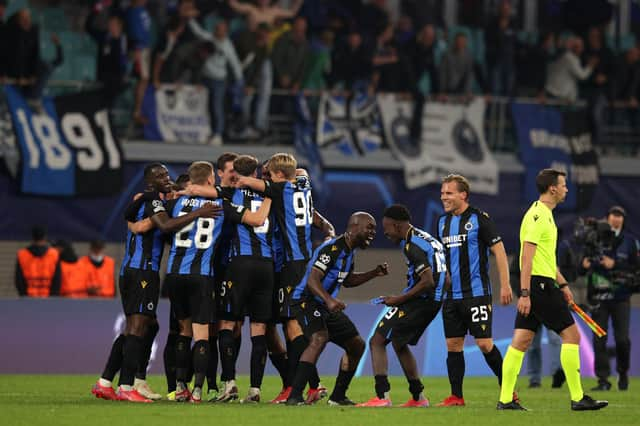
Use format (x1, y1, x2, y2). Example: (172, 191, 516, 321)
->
(121, 194, 166, 273)
(403, 226, 447, 302)
(165, 196, 246, 276)
(292, 235, 355, 304)
(263, 179, 314, 262)
(437, 206, 502, 300)
(228, 187, 273, 259)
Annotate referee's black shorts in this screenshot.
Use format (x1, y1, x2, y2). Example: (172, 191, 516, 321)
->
(514, 275, 575, 334)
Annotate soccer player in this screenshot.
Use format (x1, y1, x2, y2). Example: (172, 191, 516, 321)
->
(497, 169, 608, 411)
(285, 212, 388, 405)
(437, 174, 512, 406)
(359, 204, 446, 407)
(236, 153, 335, 403)
(91, 163, 220, 403)
(211, 154, 276, 403)
(166, 161, 271, 403)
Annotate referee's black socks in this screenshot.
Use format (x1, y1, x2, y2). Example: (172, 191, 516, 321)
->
(482, 344, 503, 385)
(192, 339, 209, 389)
(219, 329, 236, 382)
(447, 351, 465, 398)
(101, 333, 125, 382)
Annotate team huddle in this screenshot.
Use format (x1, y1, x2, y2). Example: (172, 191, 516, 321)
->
(91, 152, 608, 411)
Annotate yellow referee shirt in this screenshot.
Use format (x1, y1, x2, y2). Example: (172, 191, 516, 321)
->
(519, 201, 557, 279)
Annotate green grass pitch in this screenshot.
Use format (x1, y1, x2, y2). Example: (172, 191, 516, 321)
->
(1, 375, 636, 426)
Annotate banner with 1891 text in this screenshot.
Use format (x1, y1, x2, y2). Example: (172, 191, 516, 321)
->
(3, 85, 122, 196)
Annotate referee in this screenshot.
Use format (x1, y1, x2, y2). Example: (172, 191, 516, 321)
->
(498, 169, 608, 411)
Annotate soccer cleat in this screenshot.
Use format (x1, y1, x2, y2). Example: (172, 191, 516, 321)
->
(91, 381, 118, 401)
(133, 378, 162, 400)
(215, 380, 239, 403)
(357, 396, 392, 407)
(305, 388, 327, 405)
(285, 395, 306, 406)
(590, 380, 612, 391)
(571, 394, 608, 411)
(317, 383, 328, 398)
(327, 397, 356, 406)
(116, 387, 152, 403)
(497, 400, 527, 410)
(271, 386, 292, 404)
(241, 387, 261, 404)
(400, 397, 429, 408)
(436, 395, 465, 407)
(206, 389, 219, 402)
(190, 387, 202, 403)
(174, 382, 191, 402)
(166, 391, 176, 401)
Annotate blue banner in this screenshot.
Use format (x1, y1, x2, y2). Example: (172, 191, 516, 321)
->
(5, 85, 75, 195)
(3, 85, 122, 197)
(511, 103, 599, 211)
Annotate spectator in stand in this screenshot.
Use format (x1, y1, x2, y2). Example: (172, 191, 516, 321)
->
(53, 240, 88, 299)
(582, 26, 614, 144)
(5, 9, 40, 92)
(272, 16, 309, 93)
(358, 0, 390, 44)
(394, 15, 415, 48)
(15, 226, 60, 298)
(484, 0, 517, 96)
(79, 240, 116, 298)
(26, 33, 64, 100)
(228, 0, 303, 28)
(235, 22, 273, 138)
(401, 0, 445, 29)
(610, 46, 640, 128)
(189, 18, 244, 146)
(302, 29, 334, 90)
(545, 35, 597, 103)
(0, 0, 8, 81)
(515, 31, 557, 98)
(86, 7, 128, 107)
(328, 27, 372, 92)
(439, 32, 474, 99)
(370, 24, 414, 93)
(404, 24, 440, 140)
(125, 0, 152, 124)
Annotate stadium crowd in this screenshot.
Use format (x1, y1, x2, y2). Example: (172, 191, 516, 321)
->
(1, 0, 640, 144)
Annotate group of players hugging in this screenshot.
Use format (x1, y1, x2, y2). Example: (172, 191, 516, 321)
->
(90, 151, 608, 412)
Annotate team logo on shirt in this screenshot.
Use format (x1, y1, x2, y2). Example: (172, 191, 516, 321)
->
(533, 214, 539, 222)
(140, 280, 148, 288)
(464, 222, 473, 231)
(331, 245, 338, 251)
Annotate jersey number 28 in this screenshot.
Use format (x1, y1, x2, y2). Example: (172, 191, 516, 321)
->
(174, 213, 215, 250)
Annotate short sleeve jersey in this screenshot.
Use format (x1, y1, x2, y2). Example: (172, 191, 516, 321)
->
(121, 193, 166, 273)
(520, 201, 557, 279)
(165, 196, 246, 277)
(263, 178, 314, 262)
(291, 235, 355, 304)
(438, 206, 502, 299)
(404, 226, 448, 301)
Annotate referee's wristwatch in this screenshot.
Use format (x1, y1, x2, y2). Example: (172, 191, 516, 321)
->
(520, 289, 530, 298)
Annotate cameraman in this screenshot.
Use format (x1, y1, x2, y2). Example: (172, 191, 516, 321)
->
(579, 206, 638, 391)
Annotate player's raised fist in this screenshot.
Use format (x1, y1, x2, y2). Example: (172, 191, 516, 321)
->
(376, 263, 389, 276)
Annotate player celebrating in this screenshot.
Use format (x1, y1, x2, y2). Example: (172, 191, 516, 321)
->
(91, 163, 220, 402)
(285, 212, 388, 405)
(359, 204, 446, 407)
(437, 174, 512, 406)
(497, 169, 608, 411)
(166, 161, 270, 403)
(236, 153, 334, 403)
